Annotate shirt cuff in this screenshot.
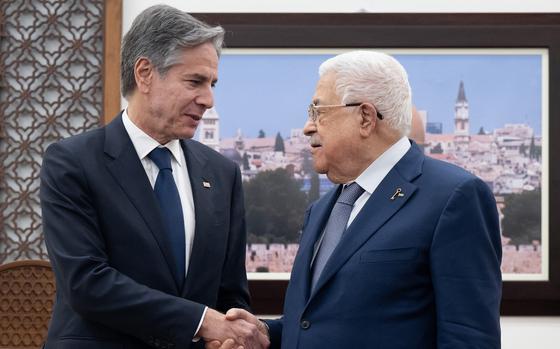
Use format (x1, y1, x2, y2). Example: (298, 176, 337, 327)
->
(192, 306, 208, 342)
(261, 320, 271, 339)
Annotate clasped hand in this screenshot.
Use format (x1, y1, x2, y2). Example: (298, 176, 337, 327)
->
(199, 308, 269, 349)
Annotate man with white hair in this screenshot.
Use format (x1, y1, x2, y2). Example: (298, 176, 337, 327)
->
(212, 50, 502, 349)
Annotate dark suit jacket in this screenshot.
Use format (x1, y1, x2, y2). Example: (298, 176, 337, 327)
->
(40, 115, 250, 349)
(266, 141, 502, 349)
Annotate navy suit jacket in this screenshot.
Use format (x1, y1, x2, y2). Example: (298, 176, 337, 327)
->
(266, 141, 502, 349)
(40, 115, 250, 349)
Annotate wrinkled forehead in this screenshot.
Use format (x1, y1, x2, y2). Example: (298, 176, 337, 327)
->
(168, 43, 219, 78)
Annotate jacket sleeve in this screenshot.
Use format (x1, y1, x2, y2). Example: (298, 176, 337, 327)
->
(430, 177, 502, 348)
(41, 142, 205, 348)
(264, 318, 283, 349)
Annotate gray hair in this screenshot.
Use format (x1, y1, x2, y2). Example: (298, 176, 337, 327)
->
(121, 5, 225, 97)
(319, 51, 412, 136)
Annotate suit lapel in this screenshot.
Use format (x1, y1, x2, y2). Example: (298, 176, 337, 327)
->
(307, 142, 424, 301)
(103, 115, 179, 292)
(179, 140, 216, 297)
(290, 186, 341, 303)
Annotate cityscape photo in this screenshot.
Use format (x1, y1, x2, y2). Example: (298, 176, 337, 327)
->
(198, 50, 547, 280)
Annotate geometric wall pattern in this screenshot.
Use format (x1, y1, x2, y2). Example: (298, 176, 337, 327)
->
(0, 1, 104, 263)
(0, 261, 56, 348)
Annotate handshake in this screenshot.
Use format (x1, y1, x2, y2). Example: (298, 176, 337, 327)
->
(198, 308, 270, 349)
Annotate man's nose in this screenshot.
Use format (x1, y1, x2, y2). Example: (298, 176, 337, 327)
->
(303, 119, 316, 136)
(196, 86, 214, 109)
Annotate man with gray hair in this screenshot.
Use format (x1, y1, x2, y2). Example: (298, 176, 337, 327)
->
(213, 50, 502, 348)
(41, 5, 268, 349)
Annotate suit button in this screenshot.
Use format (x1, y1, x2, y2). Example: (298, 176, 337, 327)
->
(300, 320, 310, 329)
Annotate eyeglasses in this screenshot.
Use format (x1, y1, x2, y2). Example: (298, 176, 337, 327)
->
(307, 102, 383, 123)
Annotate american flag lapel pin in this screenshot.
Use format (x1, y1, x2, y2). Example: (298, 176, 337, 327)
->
(203, 180, 211, 188)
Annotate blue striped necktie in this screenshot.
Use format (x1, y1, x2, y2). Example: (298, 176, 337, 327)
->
(148, 147, 186, 288)
(311, 182, 364, 290)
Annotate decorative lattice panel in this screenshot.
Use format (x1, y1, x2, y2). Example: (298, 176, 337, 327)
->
(0, 1, 104, 263)
(0, 261, 55, 348)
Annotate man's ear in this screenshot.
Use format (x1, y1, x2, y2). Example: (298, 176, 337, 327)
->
(134, 57, 154, 94)
(359, 103, 378, 136)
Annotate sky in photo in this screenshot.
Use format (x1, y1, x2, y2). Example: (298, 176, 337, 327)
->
(211, 51, 543, 139)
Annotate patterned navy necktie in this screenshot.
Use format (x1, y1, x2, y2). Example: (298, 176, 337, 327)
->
(148, 147, 186, 288)
(311, 182, 365, 290)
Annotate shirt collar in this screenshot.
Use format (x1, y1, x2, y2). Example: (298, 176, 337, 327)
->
(352, 136, 411, 194)
(122, 109, 183, 166)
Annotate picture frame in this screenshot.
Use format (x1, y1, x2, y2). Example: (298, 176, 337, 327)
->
(194, 13, 560, 315)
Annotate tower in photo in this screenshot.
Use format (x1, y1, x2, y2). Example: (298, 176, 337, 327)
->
(454, 81, 470, 149)
(199, 107, 220, 151)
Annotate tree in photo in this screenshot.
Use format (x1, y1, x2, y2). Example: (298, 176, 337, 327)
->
(529, 135, 541, 161)
(244, 168, 307, 244)
(242, 152, 250, 171)
(430, 143, 443, 154)
(501, 189, 541, 246)
(308, 172, 320, 204)
(301, 148, 314, 175)
(274, 132, 285, 154)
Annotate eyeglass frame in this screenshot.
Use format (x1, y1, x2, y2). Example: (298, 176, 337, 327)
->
(307, 102, 383, 123)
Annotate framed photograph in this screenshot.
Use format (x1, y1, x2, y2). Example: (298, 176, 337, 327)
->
(194, 13, 560, 315)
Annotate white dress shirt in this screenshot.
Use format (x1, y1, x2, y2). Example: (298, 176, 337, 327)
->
(122, 109, 206, 337)
(347, 136, 411, 227)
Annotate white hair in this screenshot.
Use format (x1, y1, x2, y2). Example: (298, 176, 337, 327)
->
(319, 51, 412, 136)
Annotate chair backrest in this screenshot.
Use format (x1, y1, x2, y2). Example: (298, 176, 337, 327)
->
(0, 260, 55, 349)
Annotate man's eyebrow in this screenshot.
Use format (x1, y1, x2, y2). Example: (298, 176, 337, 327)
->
(184, 73, 214, 82)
